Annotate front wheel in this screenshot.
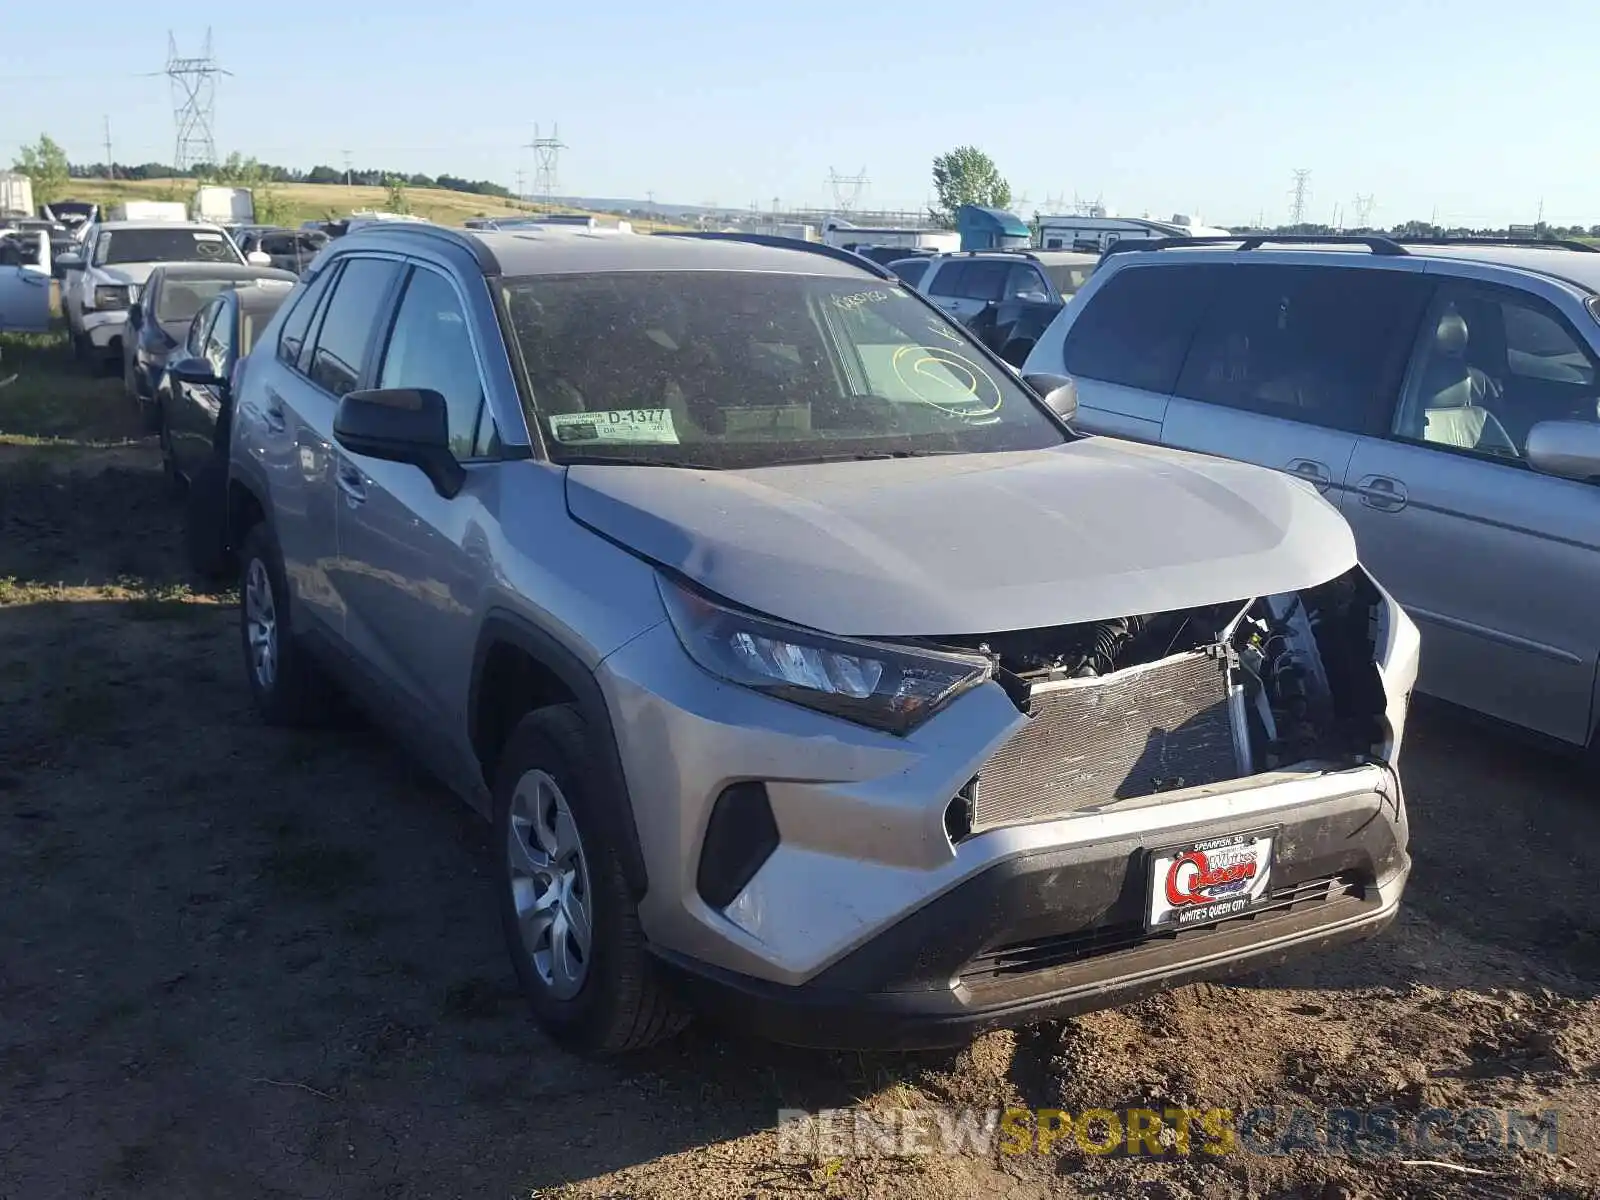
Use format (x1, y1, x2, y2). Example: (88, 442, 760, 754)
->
(494, 705, 689, 1055)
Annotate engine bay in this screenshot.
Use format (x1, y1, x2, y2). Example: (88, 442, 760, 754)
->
(940, 567, 1390, 776)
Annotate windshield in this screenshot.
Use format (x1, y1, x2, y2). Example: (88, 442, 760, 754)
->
(94, 228, 241, 267)
(155, 277, 256, 324)
(1042, 262, 1095, 297)
(503, 270, 1066, 468)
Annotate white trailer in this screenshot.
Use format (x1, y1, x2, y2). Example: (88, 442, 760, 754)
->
(1036, 213, 1231, 252)
(0, 172, 34, 218)
(821, 219, 959, 254)
(192, 185, 255, 225)
(105, 200, 190, 223)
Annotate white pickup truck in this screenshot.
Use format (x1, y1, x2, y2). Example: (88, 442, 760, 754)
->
(56, 219, 268, 369)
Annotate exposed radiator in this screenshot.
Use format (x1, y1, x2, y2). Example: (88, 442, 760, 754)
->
(971, 647, 1245, 831)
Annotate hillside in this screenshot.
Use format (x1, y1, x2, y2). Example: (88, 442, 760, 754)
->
(57, 177, 683, 232)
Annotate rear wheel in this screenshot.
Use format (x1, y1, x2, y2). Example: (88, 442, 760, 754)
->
(238, 522, 333, 727)
(494, 705, 689, 1055)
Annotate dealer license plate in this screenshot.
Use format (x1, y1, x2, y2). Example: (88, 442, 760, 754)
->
(1147, 829, 1276, 931)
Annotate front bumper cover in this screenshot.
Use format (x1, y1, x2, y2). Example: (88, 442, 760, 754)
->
(655, 772, 1409, 1049)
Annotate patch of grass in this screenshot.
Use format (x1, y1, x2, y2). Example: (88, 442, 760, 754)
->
(0, 325, 140, 446)
(261, 844, 374, 902)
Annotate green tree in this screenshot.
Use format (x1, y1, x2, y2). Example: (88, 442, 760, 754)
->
(383, 175, 411, 215)
(13, 134, 71, 207)
(930, 146, 1011, 228)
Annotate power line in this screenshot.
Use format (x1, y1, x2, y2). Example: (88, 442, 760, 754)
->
(1288, 169, 1311, 226)
(526, 124, 566, 212)
(166, 29, 227, 171)
(826, 167, 869, 213)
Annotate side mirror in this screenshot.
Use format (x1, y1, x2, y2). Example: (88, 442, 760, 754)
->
(167, 356, 224, 388)
(1526, 420, 1600, 483)
(334, 388, 465, 499)
(245, 250, 272, 267)
(1023, 372, 1079, 422)
(56, 251, 82, 269)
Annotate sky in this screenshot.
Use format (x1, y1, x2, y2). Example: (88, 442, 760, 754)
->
(1, 0, 1595, 227)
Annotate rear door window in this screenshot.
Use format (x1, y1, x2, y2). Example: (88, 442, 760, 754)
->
(957, 260, 1009, 302)
(927, 262, 968, 297)
(1174, 265, 1426, 434)
(306, 257, 403, 397)
(891, 259, 929, 287)
(1063, 264, 1213, 394)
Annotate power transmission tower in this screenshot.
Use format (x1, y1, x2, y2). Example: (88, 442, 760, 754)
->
(526, 124, 566, 212)
(103, 116, 114, 180)
(826, 167, 869, 213)
(1288, 169, 1311, 226)
(1352, 194, 1375, 229)
(165, 30, 226, 172)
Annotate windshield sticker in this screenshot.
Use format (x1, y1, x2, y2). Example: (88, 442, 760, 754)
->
(831, 289, 893, 312)
(548, 408, 680, 445)
(193, 232, 225, 241)
(892, 346, 1004, 420)
(925, 318, 965, 345)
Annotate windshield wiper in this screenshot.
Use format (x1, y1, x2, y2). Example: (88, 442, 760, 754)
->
(558, 453, 718, 469)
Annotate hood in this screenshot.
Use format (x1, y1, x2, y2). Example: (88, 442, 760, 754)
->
(94, 263, 158, 288)
(565, 439, 1358, 638)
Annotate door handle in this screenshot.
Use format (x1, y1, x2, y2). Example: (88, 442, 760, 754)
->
(1285, 457, 1333, 493)
(336, 464, 367, 505)
(1355, 474, 1408, 512)
(262, 388, 287, 433)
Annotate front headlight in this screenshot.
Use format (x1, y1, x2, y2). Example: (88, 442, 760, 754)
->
(92, 284, 129, 311)
(658, 576, 993, 735)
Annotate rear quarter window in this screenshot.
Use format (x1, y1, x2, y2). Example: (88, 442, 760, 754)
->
(1063, 264, 1214, 393)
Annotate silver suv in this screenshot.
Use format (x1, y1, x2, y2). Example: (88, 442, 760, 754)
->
(224, 225, 1418, 1053)
(1023, 234, 1600, 752)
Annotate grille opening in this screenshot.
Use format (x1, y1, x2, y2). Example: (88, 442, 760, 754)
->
(944, 779, 977, 844)
(961, 871, 1367, 981)
(930, 569, 1386, 830)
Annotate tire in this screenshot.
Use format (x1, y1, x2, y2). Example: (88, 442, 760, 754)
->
(72, 332, 88, 363)
(237, 522, 332, 727)
(494, 704, 689, 1055)
(123, 354, 140, 405)
(184, 457, 232, 581)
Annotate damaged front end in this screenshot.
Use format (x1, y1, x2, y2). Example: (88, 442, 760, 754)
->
(938, 566, 1412, 838)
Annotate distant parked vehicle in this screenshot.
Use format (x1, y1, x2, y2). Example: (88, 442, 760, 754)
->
(0, 229, 51, 333)
(162, 280, 299, 576)
(234, 227, 328, 274)
(893, 249, 1101, 366)
(1024, 233, 1600, 752)
(40, 200, 99, 232)
(57, 220, 269, 372)
(123, 263, 297, 419)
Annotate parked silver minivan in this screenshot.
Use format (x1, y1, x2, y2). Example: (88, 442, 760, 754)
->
(1026, 236, 1600, 753)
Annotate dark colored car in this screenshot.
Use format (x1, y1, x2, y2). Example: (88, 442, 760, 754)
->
(235, 227, 329, 274)
(160, 282, 299, 574)
(124, 264, 297, 423)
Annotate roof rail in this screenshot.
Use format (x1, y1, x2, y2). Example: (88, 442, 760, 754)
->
(653, 230, 896, 280)
(342, 219, 500, 272)
(1392, 235, 1600, 254)
(1102, 233, 1410, 259)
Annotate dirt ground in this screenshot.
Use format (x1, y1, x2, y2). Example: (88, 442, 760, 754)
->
(2, 339, 1599, 1199)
